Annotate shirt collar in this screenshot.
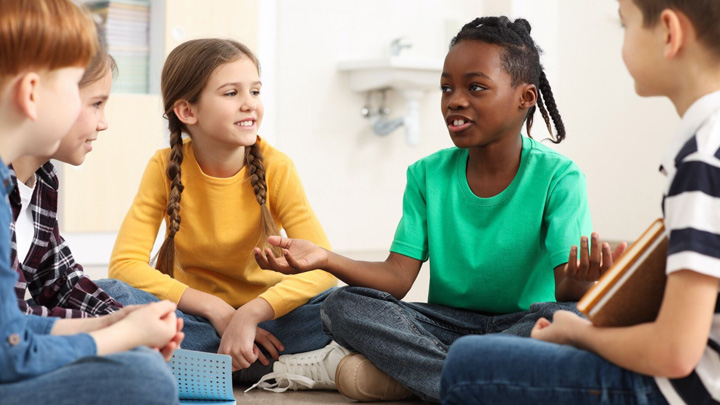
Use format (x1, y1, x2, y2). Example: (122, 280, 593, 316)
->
(660, 89, 720, 174)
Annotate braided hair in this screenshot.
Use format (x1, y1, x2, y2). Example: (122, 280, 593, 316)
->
(450, 16, 565, 143)
(155, 39, 280, 277)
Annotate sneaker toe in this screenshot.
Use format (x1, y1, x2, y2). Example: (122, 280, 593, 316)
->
(336, 354, 412, 401)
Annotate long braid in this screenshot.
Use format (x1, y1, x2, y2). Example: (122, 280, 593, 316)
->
(451, 16, 566, 143)
(245, 143, 281, 256)
(155, 118, 184, 277)
(537, 71, 565, 143)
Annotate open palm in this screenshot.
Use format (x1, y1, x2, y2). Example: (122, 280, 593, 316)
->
(254, 236, 328, 274)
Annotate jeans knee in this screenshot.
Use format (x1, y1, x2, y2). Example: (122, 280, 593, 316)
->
(113, 349, 178, 399)
(321, 286, 398, 338)
(95, 278, 126, 293)
(320, 288, 345, 333)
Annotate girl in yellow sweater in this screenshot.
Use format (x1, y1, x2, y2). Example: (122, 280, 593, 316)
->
(109, 39, 340, 384)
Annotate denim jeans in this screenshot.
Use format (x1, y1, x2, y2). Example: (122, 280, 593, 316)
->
(320, 286, 580, 403)
(97, 279, 334, 370)
(0, 347, 178, 405)
(441, 335, 669, 405)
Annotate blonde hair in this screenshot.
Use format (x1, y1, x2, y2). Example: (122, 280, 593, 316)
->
(156, 38, 280, 277)
(0, 0, 97, 82)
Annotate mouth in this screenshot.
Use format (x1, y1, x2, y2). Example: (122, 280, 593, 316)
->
(446, 115, 473, 132)
(84, 138, 96, 151)
(235, 119, 256, 129)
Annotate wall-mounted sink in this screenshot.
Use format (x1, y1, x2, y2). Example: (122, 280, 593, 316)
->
(338, 57, 443, 145)
(337, 57, 443, 92)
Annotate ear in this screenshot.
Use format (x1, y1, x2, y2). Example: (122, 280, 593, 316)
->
(173, 100, 197, 125)
(14, 72, 40, 121)
(519, 84, 538, 110)
(659, 9, 684, 59)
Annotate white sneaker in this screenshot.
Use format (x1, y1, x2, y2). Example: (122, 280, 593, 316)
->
(244, 341, 352, 393)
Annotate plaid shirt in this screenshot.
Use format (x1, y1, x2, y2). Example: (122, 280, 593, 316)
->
(9, 162, 122, 318)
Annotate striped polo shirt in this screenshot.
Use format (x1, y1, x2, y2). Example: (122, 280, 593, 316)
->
(654, 89, 720, 405)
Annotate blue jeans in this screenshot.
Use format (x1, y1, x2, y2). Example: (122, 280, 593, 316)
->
(441, 335, 668, 405)
(320, 286, 580, 403)
(0, 347, 177, 405)
(98, 279, 334, 364)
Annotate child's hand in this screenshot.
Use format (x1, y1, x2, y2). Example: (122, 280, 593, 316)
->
(564, 233, 627, 282)
(100, 305, 143, 328)
(122, 300, 179, 349)
(218, 316, 284, 371)
(531, 310, 590, 346)
(254, 235, 328, 274)
(158, 317, 185, 361)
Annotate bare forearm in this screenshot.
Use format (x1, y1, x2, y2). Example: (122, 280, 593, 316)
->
(325, 252, 416, 299)
(571, 322, 692, 378)
(178, 287, 232, 318)
(237, 297, 275, 324)
(50, 316, 109, 335)
(89, 323, 143, 356)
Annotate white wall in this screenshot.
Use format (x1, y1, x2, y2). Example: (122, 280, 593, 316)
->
(270, 0, 483, 252)
(270, 0, 680, 253)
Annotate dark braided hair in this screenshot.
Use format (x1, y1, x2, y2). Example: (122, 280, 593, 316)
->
(155, 38, 280, 277)
(450, 16, 565, 143)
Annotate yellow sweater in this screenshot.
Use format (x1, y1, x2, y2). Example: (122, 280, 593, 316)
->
(109, 137, 336, 318)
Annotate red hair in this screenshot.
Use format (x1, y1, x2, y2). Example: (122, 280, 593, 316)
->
(0, 0, 97, 80)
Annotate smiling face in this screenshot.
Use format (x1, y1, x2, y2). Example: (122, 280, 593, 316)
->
(52, 69, 112, 165)
(186, 56, 263, 149)
(441, 40, 531, 149)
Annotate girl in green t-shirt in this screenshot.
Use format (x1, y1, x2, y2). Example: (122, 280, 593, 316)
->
(253, 16, 623, 403)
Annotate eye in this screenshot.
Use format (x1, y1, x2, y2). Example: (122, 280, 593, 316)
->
(469, 84, 486, 92)
(250, 89, 261, 96)
(224, 90, 237, 97)
(93, 101, 103, 109)
(440, 85, 452, 93)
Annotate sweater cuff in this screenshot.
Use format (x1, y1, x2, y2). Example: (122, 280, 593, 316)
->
(164, 282, 189, 304)
(258, 289, 287, 319)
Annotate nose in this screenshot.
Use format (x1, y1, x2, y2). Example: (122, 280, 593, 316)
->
(97, 109, 109, 131)
(445, 91, 469, 111)
(240, 95, 257, 112)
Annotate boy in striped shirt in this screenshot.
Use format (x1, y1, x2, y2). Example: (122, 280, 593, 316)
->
(440, 0, 720, 404)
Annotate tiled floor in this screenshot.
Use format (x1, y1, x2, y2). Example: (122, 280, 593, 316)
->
(233, 386, 423, 404)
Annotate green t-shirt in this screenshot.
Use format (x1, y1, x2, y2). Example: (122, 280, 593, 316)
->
(390, 136, 592, 313)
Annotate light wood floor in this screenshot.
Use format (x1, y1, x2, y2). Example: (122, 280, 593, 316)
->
(233, 386, 423, 404)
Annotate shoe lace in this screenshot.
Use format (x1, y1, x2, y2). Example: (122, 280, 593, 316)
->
(244, 347, 336, 393)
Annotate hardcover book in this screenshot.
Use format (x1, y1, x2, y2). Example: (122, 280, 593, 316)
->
(577, 218, 668, 327)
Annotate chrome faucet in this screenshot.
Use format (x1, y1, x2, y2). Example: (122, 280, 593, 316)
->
(390, 37, 412, 56)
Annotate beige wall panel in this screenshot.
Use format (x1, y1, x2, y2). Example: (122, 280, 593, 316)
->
(60, 94, 165, 232)
(60, 0, 260, 233)
(164, 0, 259, 54)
